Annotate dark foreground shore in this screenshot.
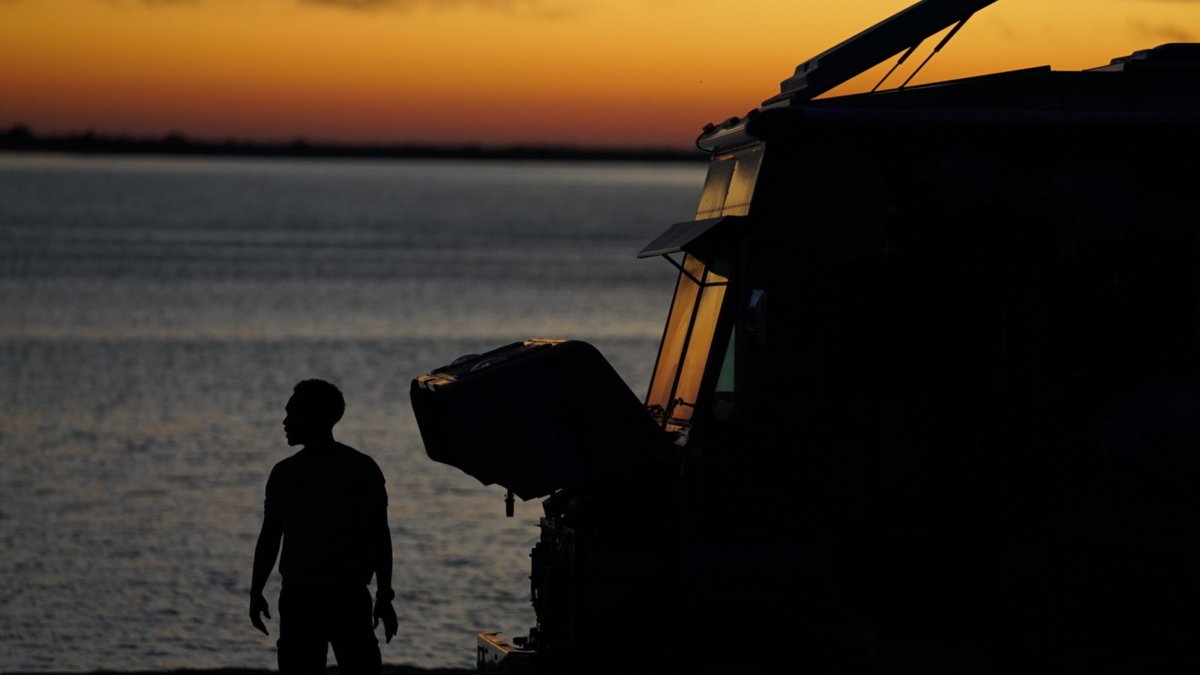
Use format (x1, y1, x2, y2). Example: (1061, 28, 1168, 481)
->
(5, 669, 473, 675)
(5, 662, 472, 667)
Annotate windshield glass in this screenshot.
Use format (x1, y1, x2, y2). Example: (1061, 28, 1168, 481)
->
(646, 254, 729, 430)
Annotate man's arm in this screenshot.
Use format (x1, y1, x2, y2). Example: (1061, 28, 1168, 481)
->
(249, 506, 283, 636)
(371, 502, 398, 643)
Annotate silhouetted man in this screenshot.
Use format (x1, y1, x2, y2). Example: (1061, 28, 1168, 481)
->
(249, 379, 398, 675)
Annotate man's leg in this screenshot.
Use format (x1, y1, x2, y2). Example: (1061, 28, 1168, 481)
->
(328, 586, 381, 675)
(277, 587, 330, 675)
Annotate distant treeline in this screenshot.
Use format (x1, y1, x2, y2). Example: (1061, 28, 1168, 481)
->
(4, 662, 470, 667)
(0, 124, 707, 163)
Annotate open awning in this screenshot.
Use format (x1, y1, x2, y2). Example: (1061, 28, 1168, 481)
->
(637, 215, 744, 259)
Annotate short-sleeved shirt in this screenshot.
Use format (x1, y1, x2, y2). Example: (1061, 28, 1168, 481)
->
(265, 442, 388, 588)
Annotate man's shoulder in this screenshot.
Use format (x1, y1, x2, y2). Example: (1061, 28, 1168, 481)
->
(335, 443, 385, 480)
(272, 451, 303, 470)
(336, 442, 380, 465)
(267, 450, 307, 477)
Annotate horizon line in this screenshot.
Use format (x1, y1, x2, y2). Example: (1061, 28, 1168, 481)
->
(0, 124, 708, 163)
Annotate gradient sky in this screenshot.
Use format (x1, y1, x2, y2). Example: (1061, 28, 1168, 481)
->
(1, 0, 1197, 148)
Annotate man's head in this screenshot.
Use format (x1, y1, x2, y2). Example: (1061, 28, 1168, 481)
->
(283, 379, 345, 447)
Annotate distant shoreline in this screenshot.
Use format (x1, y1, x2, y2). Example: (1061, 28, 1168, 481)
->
(0, 125, 707, 163)
(4, 662, 472, 667)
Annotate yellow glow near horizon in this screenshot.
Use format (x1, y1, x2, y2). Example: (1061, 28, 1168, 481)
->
(1, 0, 1197, 147)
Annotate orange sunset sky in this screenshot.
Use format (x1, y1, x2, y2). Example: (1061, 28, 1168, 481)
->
(2, 0, 1197, 148)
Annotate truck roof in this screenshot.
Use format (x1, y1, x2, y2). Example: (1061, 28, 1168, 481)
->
(700, 43, 1200, 152)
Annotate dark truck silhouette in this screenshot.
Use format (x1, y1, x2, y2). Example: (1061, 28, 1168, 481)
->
(411, 1, 1200, 672)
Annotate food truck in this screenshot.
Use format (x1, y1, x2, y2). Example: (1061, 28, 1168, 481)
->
(411, 1, 1200, 672)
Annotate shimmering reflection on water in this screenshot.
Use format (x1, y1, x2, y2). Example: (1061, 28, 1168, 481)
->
(0, 154, 705, 671)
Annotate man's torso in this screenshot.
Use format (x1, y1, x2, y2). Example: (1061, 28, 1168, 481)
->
(267, 442, 387, 588)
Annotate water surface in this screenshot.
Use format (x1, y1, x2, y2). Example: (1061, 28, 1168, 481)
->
(0, 153, 705, 671)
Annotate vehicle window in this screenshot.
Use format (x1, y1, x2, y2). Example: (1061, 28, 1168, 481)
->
(646, 254, 729, 430)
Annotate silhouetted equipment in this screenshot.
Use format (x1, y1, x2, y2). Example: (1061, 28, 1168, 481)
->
(411, 0, 1200, 672)
(764, 0, 999, 105)
(412, 339, 669, 502)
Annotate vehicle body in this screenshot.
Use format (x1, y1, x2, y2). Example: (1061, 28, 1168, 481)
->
(411, 1, 1200, 672)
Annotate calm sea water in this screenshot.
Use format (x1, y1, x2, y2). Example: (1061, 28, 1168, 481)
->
(0, 153, 705, 672)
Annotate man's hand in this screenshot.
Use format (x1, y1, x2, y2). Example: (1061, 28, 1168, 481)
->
(373, 592, 398, 643)
(249, 592, 271, 636)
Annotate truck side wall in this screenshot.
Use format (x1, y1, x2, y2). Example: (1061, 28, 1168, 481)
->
(679, 120, 1200, 672)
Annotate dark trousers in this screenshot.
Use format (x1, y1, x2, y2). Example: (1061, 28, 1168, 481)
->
(277, 585, 381, 675)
